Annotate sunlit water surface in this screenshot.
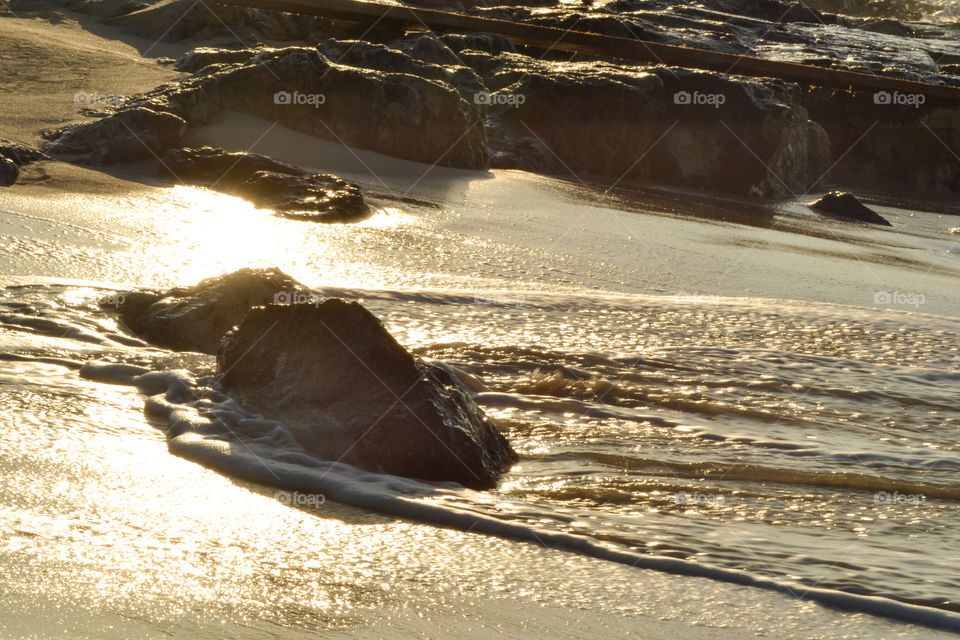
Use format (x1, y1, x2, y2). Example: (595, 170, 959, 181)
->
(1, 149, 959, 637)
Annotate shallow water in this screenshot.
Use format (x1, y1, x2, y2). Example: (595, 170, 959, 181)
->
(2, 125, 960, 635)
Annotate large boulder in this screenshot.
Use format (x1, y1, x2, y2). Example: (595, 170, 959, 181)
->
(161, 146, 370, 222)
(44, 107, 186, 164)
(47, 45, 488, 170)
(217, 302, 518, 488)
(477, 57, 830, 197)
(105, 268, 306, 354)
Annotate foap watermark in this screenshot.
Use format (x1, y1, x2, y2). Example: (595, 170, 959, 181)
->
(273, 290, 323, 306)
(101, 293, 126, 308)
(674, 491, 726, 507)
(873, 91, 925, 108)
(874, 491, 925, 505)
(275, 490, 326, 506)
(274, 90, 326, 108)
(474, 91, 525, 107)
(474, 292, 526, 307)
(873, 290, 925, 309)
(674, 90, 726, 109)
(74, 91, 126, 107)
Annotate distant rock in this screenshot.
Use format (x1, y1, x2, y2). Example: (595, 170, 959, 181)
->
(105, 267, 305, 354)
(161, 146, 370, 223)
(808, 191, 892, 226)
(218, 301, 518, 488)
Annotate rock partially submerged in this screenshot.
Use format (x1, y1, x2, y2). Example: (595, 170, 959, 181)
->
(105, 267, 304, 354)
(217, 301, 517, 488)
(808, 191, 893, 226)
(162, 146, 370, 222)
(102, 267, 517, 488)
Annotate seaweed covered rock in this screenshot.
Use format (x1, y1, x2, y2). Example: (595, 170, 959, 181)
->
(105, 268, 306, 354)
(808, 191, 892, 226)
(217, 301, 518, 488)
(162, 146, 370, 222)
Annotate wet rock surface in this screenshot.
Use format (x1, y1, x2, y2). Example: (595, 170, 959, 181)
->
(161, 146, 370, 223)
(218, 301, 518, 489)
(105, 267, 304, 355)
(469, 55, 829, 197)
(44, 107, 186, 164)
(0, 139, 48, 187)
(808, 191, 892, 225)
(49, 44, 488, 170)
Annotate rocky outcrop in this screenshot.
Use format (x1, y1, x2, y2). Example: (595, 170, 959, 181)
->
(0, 139, 49, 187)
(47, 44, 489, 170)
(44, 107, 186, 164)
(803, 89, 960, 196)
(808, 191, 892, 226)
(474, 56, 829, 197)
(218, 301, 518, 488)
(161, 146, 370, 222)
(104, 268, 305, 354)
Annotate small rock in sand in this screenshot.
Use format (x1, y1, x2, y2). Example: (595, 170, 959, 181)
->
(808, 191, 892, 226)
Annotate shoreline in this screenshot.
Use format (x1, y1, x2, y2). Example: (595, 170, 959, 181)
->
(2, 5, 960, 639)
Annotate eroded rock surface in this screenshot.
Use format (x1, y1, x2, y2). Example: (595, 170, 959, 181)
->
(105, 267, 305, 354)
(47, 44, 488, 170)
(218, 301, 518, 488)
(44, 107, 186, 164)
(0, 139, 48, 187)
(162, 146, 370, 222)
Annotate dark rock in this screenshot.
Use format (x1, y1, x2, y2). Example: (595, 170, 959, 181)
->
(44, 107, 186, 163)
(234, 171, 369, 223)
(480, 58, 829, 197)
(217, 301, 518, 488)
(0, 139, 48, 186)
(0, 157, 18, 187)
(161, 146, 370, 223)
(808, 191, 892, 226)
(174, 47, 258, 73)
(105, 267, 306, 354)
(54, 45, 488, 170)
(161, 145, 303, 184)
(802, 89, 960, 196)
(0, 139, 48, 166)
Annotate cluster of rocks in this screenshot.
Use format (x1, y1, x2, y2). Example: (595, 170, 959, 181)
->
(103, 268, 518, 488)
(30, 0, 960, 207)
